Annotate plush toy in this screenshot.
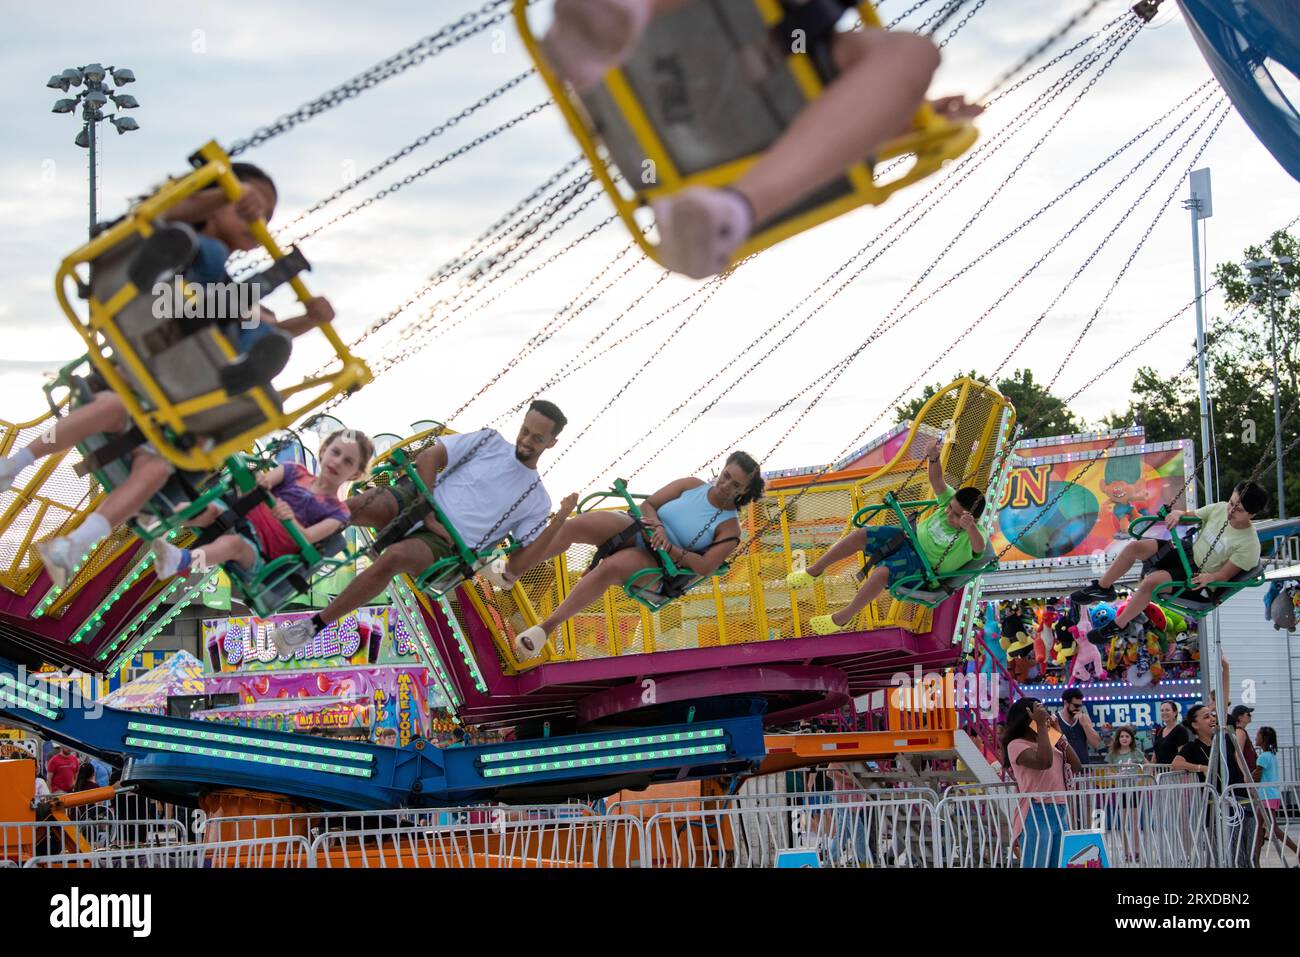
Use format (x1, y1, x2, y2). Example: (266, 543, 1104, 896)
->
(1052, 617, 1076, 665)
(1069, 628, 1105, 683)
(1160, 605, 1188, 638)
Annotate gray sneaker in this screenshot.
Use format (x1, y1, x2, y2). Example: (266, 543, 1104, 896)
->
(270, 619, 316, 655)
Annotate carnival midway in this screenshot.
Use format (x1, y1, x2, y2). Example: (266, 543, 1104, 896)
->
(1, 0, 1299, 937)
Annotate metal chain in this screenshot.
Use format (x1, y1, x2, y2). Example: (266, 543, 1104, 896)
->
(554, 269, 740, 473)
(693, 18, 1139, 475)
(759, 24, 1163, 465)
(342, 155, 587, 352)
(276, 102, 552, 251)
(227, 0, 518, 156)
(979, 0, 1114, 102)
(1046, 99, 1232, 387)
(447, 241, 644, 422)
(358, 172, 599, 368)
(228, 71, 537, 275)
(772, 90, 1225, 480)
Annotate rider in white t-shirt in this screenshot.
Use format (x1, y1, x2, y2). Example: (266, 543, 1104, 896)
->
(271, 401, 576, 652)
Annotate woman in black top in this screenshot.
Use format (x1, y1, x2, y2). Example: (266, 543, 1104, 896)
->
(1172, 704, 1249, 787)
(1151, 700, 1190, 764)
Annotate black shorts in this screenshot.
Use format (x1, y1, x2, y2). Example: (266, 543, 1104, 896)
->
(1145, 532, 1213, 600)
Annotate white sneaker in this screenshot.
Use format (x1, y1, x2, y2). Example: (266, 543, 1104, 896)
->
(480, 557, 518, 591)
(270, 619, 317, 655)
(514, 625, 549, 660)
(36, 538, 79, 590)
(0, 457, 27, 495)
(151, 539, 186, 578)
(652, 187, 753, 280)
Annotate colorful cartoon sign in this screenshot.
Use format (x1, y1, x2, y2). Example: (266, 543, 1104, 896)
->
(204, 665, 437, 741)
(989, 435, 1195, 568)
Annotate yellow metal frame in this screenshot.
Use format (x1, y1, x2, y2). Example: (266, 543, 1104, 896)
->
(514, 0, 979, 271)
(53, 140, 372, 473)
(0, 406, 102, 597)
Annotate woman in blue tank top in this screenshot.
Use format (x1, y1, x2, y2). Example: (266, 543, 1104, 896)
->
(507, 451, 764, 659)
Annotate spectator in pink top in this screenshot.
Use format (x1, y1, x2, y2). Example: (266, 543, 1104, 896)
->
(1003, 697, 1082, 867)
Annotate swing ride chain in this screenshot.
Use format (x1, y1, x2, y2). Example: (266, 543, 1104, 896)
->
(227, 0, 517, 157)
(759, 42, 1206, 477)
(616, 28, 1141, 486)
(230, 70, 539, 278)
(448, 241, 643, 423)
(280, 101, 553, 250)
(421, 201, 617, 347)
(980, 0, 1115, 103)
(398, 169, 601, 338)
(985, 84, 1221, 379)
(838, 21, 1157, 396)
(731, 73, 1217, 561)
(1046, 100, 1232, 386)
(388, 191, 614, 361)
(681, 18, 1138, 479)
(342, 155, 588, 352)
(325, 188, 613, 404)
(374, 173, 597, 355)
(553, 271, 738, 471)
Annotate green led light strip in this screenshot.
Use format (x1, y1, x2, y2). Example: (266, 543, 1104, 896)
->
(391, 585, 461, 709)
(104, 569, 216, 672)
(0, 684, 61, 721)
(69, 550, 156, 644)
(436, 594, 487, 694)
(126, 720, 374, 762)
(0, 674, 63, 708)
(481, 743, 730, 778)
(479, 727, 727, 765)
(97, 579, 182, 662)
(124, 736, 372, 778)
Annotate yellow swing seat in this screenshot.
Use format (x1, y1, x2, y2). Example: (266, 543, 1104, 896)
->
(53, 140, 372, 474)
(515, 0, 978, 271)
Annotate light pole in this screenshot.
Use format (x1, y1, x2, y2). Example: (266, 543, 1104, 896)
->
(1245, 255, 1293, 520)
(47, 63, 140, 235)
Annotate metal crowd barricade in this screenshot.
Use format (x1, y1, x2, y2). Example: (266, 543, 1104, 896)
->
(201, 803, 595, 844)
(1, 819, 187, 866)
(936, 780, 1217, 868)
(641, 797, 938, 868)
(1222, 781, 1300, 869)
(307, 813, 645, 868)
(607, 786, 939, 819)
(23, 835, 311, 868)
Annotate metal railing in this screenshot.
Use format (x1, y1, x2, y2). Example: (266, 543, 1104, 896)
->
(307, 813, 644, 868)
(641, 796, 939, 868)
(1, 818, 186, 866)
(23, 835, 311, 868)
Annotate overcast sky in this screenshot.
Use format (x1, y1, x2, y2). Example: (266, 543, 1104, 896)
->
(2, 0, 1297, 498)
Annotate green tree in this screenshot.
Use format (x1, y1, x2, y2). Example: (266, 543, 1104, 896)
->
(895, 368, 1082, 439)
(1104, 230, 1299, 518)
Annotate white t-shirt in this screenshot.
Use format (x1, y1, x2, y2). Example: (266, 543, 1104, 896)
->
(430, 430, 552, 548)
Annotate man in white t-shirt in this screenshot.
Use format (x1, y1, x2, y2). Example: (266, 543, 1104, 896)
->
(271, 401, 576, 652)
(1073, 480, 1267, 644)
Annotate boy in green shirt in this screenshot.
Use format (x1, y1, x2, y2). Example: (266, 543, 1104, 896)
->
(786, 438, 987, 634)
(1073, 480, 1267, 643)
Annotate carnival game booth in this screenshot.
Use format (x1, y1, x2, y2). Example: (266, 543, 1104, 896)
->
(961, 426, 1222, 754)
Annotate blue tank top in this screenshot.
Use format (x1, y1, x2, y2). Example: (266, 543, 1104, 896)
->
(655, 484, 737, 553)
